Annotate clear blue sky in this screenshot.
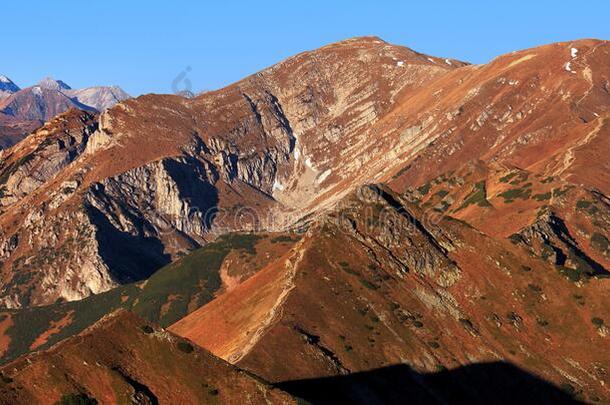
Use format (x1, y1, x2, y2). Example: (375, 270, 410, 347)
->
(3, 1, 609, 96)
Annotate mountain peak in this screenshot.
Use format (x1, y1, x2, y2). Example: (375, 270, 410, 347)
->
(37, 76, 72, 91)
(0, 75, 20, 94)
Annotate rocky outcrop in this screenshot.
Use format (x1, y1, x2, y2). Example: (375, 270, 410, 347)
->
(0, 111, 98, 207)
(325, 185, 461, 287)
(511, 211, 609, 280)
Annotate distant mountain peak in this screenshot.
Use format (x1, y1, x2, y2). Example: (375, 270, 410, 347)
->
(0, 75, 20, 94)
(37, 76, 72, 91)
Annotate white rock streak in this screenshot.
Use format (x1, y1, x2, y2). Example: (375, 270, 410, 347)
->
(273, 179, 285, 191)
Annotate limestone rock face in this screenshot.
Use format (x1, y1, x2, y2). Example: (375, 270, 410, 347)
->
(0, 111, 97, 207)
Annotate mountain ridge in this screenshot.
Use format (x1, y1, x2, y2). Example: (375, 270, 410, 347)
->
(0, 36, 608, 403)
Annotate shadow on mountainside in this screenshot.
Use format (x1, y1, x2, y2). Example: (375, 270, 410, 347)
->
(276, 361, 582, 405)
(85, 203, 171, 283)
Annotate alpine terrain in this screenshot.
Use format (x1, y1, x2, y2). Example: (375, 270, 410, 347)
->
(0, 36, 608, 404)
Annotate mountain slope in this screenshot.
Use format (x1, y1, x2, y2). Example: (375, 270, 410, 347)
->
(0, 36, 608, 403)
(0, 309, 295, 404)
(0, 232, 299, 363)
(66, 86, 131, 111)
(0, 36, 468, 307)
(0, 38, 608, 309)
(171, 185, 609, 403)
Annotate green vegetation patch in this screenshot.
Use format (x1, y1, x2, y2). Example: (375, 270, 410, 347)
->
(457, 181, 491, 210)
(591, 233, 610, 254)
(359, 279, 380, 290)
(499, 183, 532, 203)
(552, 186, 573, 198)
(591, 317, 605, 327)
(499, 172, 519, 183)
(434, 189, 449, 198)
(391, 164, 410, 179)
(576, 200, 599, 215)
(270, 235, 301, 244)
(338, 261, 360, 276)
(499, 171, 529, 185)
(417, 182, 431, 196)
(177, 341, 194, 353)
(55, 393, 98, 405)
(2, 233, 262, 364)
(533, 192, 551, 201)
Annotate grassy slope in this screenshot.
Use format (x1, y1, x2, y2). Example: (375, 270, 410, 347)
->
(0, 233, 268, 363)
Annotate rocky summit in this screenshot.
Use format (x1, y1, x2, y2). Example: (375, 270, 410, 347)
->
(0, 36, 608, 404)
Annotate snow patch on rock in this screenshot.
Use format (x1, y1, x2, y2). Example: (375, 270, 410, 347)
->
(273, 179, 285, 191)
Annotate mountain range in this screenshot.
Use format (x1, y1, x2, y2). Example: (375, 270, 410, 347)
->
(0, 76, 129, 149)
(0, 36, 608, 403)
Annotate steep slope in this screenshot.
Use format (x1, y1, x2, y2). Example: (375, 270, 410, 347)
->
(0, 309, 295, 404)
(37, 77, 72, 91)
(0, 232, 299, 363)
(171, 185, 610, 403)
(0, 85, 95, 121)
(386, 39, 610, 194)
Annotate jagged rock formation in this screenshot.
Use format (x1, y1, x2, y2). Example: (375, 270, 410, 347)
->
(0, 37, 469, 307)
(511, 211, 608, 281)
